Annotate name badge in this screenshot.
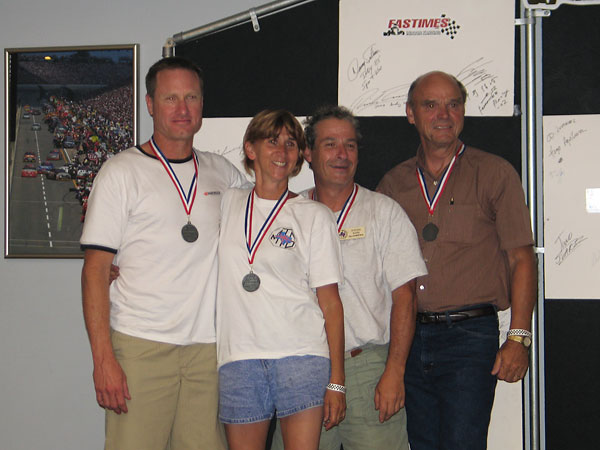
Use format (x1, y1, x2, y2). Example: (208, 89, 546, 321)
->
(339, 226, 366, 241)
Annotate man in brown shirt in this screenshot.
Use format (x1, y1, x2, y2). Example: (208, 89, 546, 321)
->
(377, 71, 536, 450)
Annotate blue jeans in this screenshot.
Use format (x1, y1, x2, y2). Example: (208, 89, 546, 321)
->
(405, 314, 499, 450)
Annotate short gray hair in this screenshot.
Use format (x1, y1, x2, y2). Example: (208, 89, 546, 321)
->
(304, 105, 361, 149)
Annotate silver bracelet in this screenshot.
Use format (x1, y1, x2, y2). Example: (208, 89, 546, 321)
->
(507, 328, 532, 338)
(326, 383, 346, 394)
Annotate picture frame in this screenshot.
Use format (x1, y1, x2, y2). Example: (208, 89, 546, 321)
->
(4, 44, 139, 258)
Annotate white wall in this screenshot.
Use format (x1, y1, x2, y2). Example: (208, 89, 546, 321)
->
(0, 1, 257, 448)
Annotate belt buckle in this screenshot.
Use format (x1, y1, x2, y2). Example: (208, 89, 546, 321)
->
(418, 312, 441, 324)
(345, 347, 363, 359)
(350, 348, 363, 357)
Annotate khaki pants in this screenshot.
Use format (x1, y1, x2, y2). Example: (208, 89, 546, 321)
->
(105, 331, 227, 450)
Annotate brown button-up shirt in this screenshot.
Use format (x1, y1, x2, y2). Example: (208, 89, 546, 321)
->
(377, 145, 533, 312)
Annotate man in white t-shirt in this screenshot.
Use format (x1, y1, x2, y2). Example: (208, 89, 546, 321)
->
(80, 57, 247, 450)
(272, 105, 427, 450)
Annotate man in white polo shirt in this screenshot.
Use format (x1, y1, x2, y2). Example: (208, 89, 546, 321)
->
(80, 57, 247, 450)
(272, 105, 427, 450)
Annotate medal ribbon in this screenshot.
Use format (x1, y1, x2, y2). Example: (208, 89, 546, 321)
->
(335, 184, 358, 233)
(416, 143, 465, 215)
(149, 137, 198, 217)
(245, 188, 289, 265)
(310, 184, 359, 233)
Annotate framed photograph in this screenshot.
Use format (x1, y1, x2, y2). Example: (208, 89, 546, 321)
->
(4, 44, 139, 258)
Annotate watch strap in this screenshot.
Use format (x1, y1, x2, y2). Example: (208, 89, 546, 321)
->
(507, 328, 532, 338)
(507, 335, 531, 348)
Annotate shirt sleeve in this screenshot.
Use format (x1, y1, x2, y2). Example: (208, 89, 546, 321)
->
(307, 205, 344, 289)
(80, 158, 128, 252)
(487, 159, 534, 251)
(222, 153, 253, 189)
(379, 197, 428, 291)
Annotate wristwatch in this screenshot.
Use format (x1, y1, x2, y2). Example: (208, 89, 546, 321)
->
(507, 334, 532, 348)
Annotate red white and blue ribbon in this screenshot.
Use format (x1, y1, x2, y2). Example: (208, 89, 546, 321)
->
(149, 136, 199, 217)
(416, 143, 465, 215)
(245, 188, 289, 265)
(311, 183, 358, 233)
(334, 183, 358, 233)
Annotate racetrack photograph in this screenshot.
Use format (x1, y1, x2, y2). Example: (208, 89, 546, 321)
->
(5, 44, 138, 257)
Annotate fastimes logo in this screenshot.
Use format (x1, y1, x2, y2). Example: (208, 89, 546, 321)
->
(383, 14, 461, 40)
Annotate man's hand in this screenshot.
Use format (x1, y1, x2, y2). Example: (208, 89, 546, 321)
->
(494, 245, 535, 383)
(82, 250, 130, 414)
(491, 339, 529, 382)
(374, 367, 404, 423)
(93, 355, 131, 414)
(109, 264, 120, 284)
(323, 389, 346, 430)
(373, 280, 416, 423)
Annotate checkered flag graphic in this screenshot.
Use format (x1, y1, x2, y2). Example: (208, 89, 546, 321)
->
(440, 14, 461, 40)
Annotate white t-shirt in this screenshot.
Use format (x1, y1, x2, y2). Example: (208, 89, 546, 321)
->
(80, 146, 248, 345)
(304, 185, 427, 350)
(216, 188, 344, 368)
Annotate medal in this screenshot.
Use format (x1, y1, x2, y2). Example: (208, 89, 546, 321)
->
(416, 143, 465, 242)
(242, 272, 261, 292)
(149, 137, 199, 243)
(243, 188, 290, 292)
(422, 223, 439, 241)
(181, 222, 199, 242)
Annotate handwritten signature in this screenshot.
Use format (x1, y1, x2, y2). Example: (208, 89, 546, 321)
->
(347, 56, 509, 114)
(456, 58, 497, 88)
(349, 84, 409, 114)
(554, 231, 587, 265)
(456, 58, 509, 113)
(548, 144, 562, 159)
(562, 128, 587, 147)
(347, 44, 383, 91)
(545, 125, 587, 164)
(546, 120, 576, 143)
(476, 85, 509, 114)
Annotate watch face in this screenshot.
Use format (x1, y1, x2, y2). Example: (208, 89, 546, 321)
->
(508, 335, 532, 347)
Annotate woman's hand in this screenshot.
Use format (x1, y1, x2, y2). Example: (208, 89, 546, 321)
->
(323, 388, 346, 430)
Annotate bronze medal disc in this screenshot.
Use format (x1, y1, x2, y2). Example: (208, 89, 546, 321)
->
(181, 223, 199, 242)
(422, 223, 439, 242)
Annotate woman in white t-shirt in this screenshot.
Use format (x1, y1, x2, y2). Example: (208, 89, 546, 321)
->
(216, 110, 346, 450)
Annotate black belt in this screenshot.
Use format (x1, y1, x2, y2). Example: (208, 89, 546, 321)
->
(417, 305, 496, 324)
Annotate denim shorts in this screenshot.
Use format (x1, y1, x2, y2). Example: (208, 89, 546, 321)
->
(218, 355, 330, 424)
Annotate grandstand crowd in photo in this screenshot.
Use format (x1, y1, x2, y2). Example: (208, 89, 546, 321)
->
(17, 51, 134, 221)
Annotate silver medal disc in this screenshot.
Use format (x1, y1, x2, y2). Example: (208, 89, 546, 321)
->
(181, 223, 199, 242)
(422, 223, 439, 242)
(242, 272, 261, 292)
